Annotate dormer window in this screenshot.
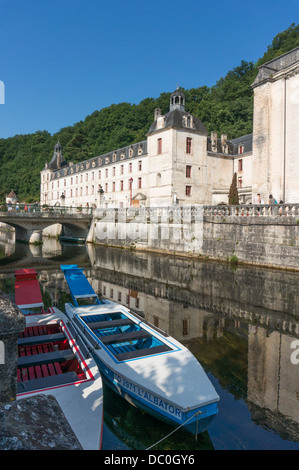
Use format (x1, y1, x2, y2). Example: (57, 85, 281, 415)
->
(157, 115, 165, 129)
(183, 115, 193, 128)
(239, 144, 244, 154)
(185, 115, 193, 128)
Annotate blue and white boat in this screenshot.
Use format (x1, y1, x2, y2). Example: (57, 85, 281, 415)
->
(61, 264, 220, 435)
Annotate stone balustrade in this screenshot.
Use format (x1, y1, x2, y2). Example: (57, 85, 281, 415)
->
(2, 203, 298, 219)
(94, 203, 299, 222)
(202, 203, 299, 218)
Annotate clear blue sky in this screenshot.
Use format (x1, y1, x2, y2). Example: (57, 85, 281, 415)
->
(0, 0, 298, 138)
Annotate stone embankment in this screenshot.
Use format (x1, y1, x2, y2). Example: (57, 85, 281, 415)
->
(88, 204, 299, 271)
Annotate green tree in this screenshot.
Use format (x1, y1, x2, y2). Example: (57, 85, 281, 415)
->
(228, 173, 239, 205)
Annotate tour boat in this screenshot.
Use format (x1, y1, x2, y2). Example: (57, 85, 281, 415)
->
(15, 268, 104, 450)
(61, 264, 220, 435)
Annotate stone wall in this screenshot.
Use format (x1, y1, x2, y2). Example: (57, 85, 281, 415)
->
(91, 205, 299, 271)
(0, 292, 25, 403)
(252, 53, 299, 204)
(202, 214, 298, 270)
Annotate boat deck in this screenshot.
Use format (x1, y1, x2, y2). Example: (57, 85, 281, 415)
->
(80, 311, 172, 361)
(15, 268, 44, 312)
(17, 321, 86, 393)
(61, 264, 100, 306)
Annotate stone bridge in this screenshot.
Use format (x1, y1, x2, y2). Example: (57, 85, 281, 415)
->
(0, 209, 93, 243)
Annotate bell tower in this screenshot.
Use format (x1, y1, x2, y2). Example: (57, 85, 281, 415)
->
(170, 85, 185, 112)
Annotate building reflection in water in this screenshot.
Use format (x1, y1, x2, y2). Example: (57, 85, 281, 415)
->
(248, 326, 299, 440)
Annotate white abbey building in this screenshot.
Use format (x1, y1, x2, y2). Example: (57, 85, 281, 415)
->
(40, 47, 299, 208)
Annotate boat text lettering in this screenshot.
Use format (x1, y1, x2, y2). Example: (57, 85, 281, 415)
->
(114, 373, 182, 419)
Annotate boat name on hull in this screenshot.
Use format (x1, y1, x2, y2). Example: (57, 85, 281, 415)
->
(114, 372, 182, 419)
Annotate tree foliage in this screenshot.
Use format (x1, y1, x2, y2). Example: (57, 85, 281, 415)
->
(228, 173, 239, 205)
(0, 24, 299, 201)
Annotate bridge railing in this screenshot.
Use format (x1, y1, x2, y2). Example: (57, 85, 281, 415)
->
(0, 203, 94, 216)
(1, 203, 298, 218)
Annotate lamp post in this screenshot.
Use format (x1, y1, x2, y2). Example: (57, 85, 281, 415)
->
(60, 193, 65, 205)
(98, 185, 104, 207)
(129, 177, 133, 207)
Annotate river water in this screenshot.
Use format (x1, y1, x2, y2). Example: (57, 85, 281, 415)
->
(0, 231, 298, 450)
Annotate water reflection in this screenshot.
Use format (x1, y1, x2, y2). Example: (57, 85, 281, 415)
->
(102, 383, 214, 450)
(0, 231, 298, 450)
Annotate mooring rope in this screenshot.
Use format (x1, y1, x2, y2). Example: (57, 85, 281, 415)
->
(145, 410, 201, 450)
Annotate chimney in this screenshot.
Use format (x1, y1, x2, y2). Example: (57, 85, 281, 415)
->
(211, 132, 217, 152)
(154, 108, 161, 120)
(221, 134, 228, 153)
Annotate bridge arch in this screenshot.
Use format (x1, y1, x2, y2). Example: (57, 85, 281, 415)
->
(0, 212, 92, 244)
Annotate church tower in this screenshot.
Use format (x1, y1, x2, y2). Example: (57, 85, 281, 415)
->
(40, 141, 68, 205)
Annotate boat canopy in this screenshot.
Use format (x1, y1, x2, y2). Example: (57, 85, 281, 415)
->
(60, 265, 101, 306)
(15, 269, 44, 309)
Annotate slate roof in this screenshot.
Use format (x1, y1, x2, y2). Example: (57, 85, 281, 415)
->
(50, 140, 148, 179)
(7, 191, 17, 198)
(252, 46, 299, 88)
(207, 133, 252, 156)
(47, 141, 68, 171)
(230, 133, 253, 154)
(148, 108, 208, 135)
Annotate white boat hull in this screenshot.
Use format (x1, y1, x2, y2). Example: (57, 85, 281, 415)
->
(64, 301, 219, 434)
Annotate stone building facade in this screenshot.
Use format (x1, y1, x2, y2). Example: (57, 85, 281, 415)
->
(40, 47, 299, 207)
(251, 47, 299, 204)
